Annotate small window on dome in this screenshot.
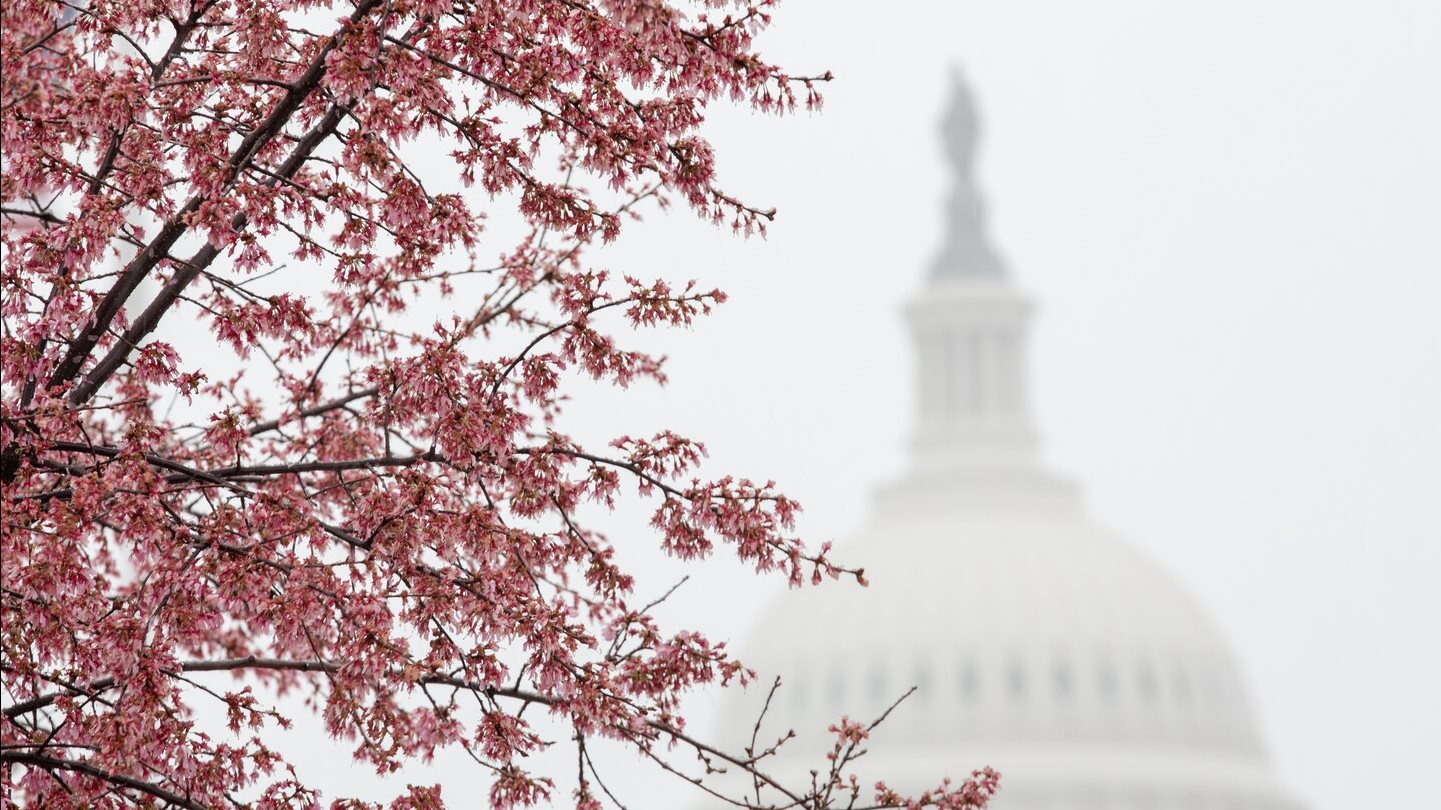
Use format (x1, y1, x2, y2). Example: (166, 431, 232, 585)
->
(1172, 667, 1193, 710)
(1007, 662, 1027, 702)
(1203, 664, 1225, 703)
(1053, 661, 1073, 702)
(868, 665, 887, 702)
(828, 669, 845, 709)
(913, 663, 931, 702)
(957, 661, 979, 701)
(1097, 661, 1119, 703)
(1137, 663, 1159, 705)
(942, 331, 958, 417)
(789, 670, 806, 711)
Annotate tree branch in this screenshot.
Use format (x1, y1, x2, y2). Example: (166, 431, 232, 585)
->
(4, 656, 547, 719)
(49, 0, 384, 406)
(0, 751, 210, 810)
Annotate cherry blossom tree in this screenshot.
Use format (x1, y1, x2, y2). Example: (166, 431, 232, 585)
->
(1, 0, 999, 807)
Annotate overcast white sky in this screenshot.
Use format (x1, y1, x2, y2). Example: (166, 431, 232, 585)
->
(554, 2, 1441, 808)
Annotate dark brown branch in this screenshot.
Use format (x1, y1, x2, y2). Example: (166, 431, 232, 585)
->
(2, 655, 805, 804)
(4, 656, 546, 719)
(0, 206, 64, 225)
(40, 441, 373, 551)
(0, 751, 210, 810)
(66, 101, 354, 406)
(246, 386, 379, 436)
(49, 0, 384, 406)
(187, 452, 442, 480)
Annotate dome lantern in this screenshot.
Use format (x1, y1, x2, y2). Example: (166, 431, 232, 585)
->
(932, 68, 1006, 280)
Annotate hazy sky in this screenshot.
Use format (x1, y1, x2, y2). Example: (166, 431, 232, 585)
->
(558, 2, 1441, 808)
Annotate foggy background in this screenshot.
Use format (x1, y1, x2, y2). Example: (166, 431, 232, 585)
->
(561, 2, 1440, 809)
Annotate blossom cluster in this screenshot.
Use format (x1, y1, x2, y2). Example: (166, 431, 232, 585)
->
(2, 0, 993, 808)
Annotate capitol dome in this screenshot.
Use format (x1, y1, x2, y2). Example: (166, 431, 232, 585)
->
(713, 73, 1301, 810)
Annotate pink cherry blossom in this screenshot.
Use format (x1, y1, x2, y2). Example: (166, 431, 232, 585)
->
(2, 1, 994, 808)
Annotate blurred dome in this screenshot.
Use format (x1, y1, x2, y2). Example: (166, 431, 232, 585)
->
(746, 497, 1264, 756)
(710, 74, 1301, 809)
(729, 462, 1296, 807)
